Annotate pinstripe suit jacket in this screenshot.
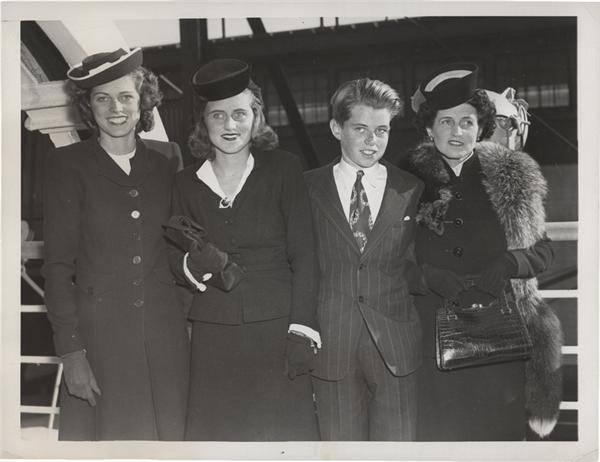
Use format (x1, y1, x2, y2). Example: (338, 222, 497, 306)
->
(305, 160, 424, 381)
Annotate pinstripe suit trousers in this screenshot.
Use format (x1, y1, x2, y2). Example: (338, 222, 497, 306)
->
(313, 322, 417, 441)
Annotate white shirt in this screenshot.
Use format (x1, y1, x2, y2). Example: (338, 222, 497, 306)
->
(333, 157, 387, 223)
(195, 154, 255, 207)
(107, 149, 136, 175)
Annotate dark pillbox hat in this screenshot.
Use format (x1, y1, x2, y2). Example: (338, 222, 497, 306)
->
(67, 48, 143, 89)
(411, 62, 479, 112)
(191, 58, 251, 101)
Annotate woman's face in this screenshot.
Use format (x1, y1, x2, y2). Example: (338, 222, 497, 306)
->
(90, 74, 140, 142)
(204, 90, 255, 156)
(427, 103, 482, 164)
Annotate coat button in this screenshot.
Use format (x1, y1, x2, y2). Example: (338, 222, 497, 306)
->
(131, 210, 141, 219)
(454, 191, 463, 200)
(225, 219, 233, 225)
(133, 299, 144, 308)
(129, 189, 139, 198)
(132, 255, 142, 264)
(133, 278, 142, 286)
(454, 218, 464, 227)
(452, 246, 464, 257)
(359, 264, 366, 270)
(358, 296, 364, 303)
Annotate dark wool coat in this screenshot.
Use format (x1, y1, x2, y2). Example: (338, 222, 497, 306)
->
(42, 138, 189, 441)
(408, 141, 562, 440)
(304, 161, 424, 381)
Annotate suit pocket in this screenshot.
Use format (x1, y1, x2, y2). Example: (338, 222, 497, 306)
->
(75, 271, 117, 296)
(359, 303, 422, 376)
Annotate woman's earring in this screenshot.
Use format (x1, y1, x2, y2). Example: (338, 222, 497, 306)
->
(428, 134, 434, 142)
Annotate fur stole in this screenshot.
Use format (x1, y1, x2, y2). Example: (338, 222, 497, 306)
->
(408, 141, 564, 435)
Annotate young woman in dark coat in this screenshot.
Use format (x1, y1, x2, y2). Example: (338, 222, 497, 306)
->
(42, 48, 189, 440)
(406, 63, 563, 441)
(167, 58, 320, 441)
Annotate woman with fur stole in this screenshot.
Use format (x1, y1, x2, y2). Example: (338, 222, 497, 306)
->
(407, 63, 563, 441)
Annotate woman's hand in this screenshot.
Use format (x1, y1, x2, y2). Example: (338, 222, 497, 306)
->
(284, 332, 317, 379)
(477, 253, 518, 297)
(421, 265, 466, 299)
(61, 350, 101, 406)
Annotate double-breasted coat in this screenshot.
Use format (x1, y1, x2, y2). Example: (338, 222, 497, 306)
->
(42, 137, 189, 441)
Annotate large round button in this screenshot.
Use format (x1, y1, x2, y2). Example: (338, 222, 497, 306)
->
(452, 246, 464, 257)
(359, 264, 366, 270)
(129, 189, 139, 198)
(133, 278, 142, 286)
(132, 255, 142, 264)
(133, 299, 144, 308)
(358, 296, 365, 303)
(454, 191, 463, 200)
(131, 210, 141, 219)
(454, 218, 464, 227)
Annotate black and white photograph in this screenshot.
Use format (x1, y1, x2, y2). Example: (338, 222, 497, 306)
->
(2, 1, 598, 460)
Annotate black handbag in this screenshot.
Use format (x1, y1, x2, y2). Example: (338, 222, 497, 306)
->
(435, 280, 533, 371)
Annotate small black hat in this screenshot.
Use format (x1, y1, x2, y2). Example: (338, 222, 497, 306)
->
(67, 48, 143, 89)
(411, 63, 478, 113)
(191, 58, 251, 101)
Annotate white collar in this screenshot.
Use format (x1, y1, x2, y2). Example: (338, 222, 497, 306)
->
(337, 157, 386, 187)
(196, 154, 255, 208)
(449, 151, 474, 176)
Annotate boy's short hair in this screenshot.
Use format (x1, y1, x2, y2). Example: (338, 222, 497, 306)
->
(330, 78, 402, 124)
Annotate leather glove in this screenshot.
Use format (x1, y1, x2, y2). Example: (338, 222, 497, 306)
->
(421, 265, 467, 299)
(284, 332, 317, 380)
(165, 215, 244, 291)
(61, 349, 101, 406)
(164, 216, 228, 274)
(477, 253, 518, 297)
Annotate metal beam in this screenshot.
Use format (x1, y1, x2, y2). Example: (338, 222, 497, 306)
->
(179, 19, 208, 163)
(247, 18, 318, 169)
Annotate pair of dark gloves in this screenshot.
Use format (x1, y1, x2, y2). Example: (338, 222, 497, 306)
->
(164, 215, 244, 292)
(420, 252, 518, 300)
(165, 215, 316, 380)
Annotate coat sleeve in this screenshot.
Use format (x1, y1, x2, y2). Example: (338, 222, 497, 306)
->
(167, 175, 193, 287)
(279, 156, 320, 331)
(510, 236, 555, 278)
(41, 149, 85, 356)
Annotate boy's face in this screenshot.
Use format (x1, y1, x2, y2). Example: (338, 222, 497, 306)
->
(330, 104, 392, 169)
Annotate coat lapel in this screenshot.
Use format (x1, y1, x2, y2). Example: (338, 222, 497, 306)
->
(362, 162, 411, 258)
(93, 137, 153, 187)
(310, 164, 361, 254)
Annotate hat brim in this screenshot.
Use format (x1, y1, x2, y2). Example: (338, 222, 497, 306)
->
(67, 48, 143, 89)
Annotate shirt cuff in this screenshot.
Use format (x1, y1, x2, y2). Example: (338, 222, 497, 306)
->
(183, 252, 206, 291)
(288, 324, 322, 349)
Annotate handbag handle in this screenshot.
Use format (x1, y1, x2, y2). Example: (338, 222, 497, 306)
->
(443, 274, 514, 315)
